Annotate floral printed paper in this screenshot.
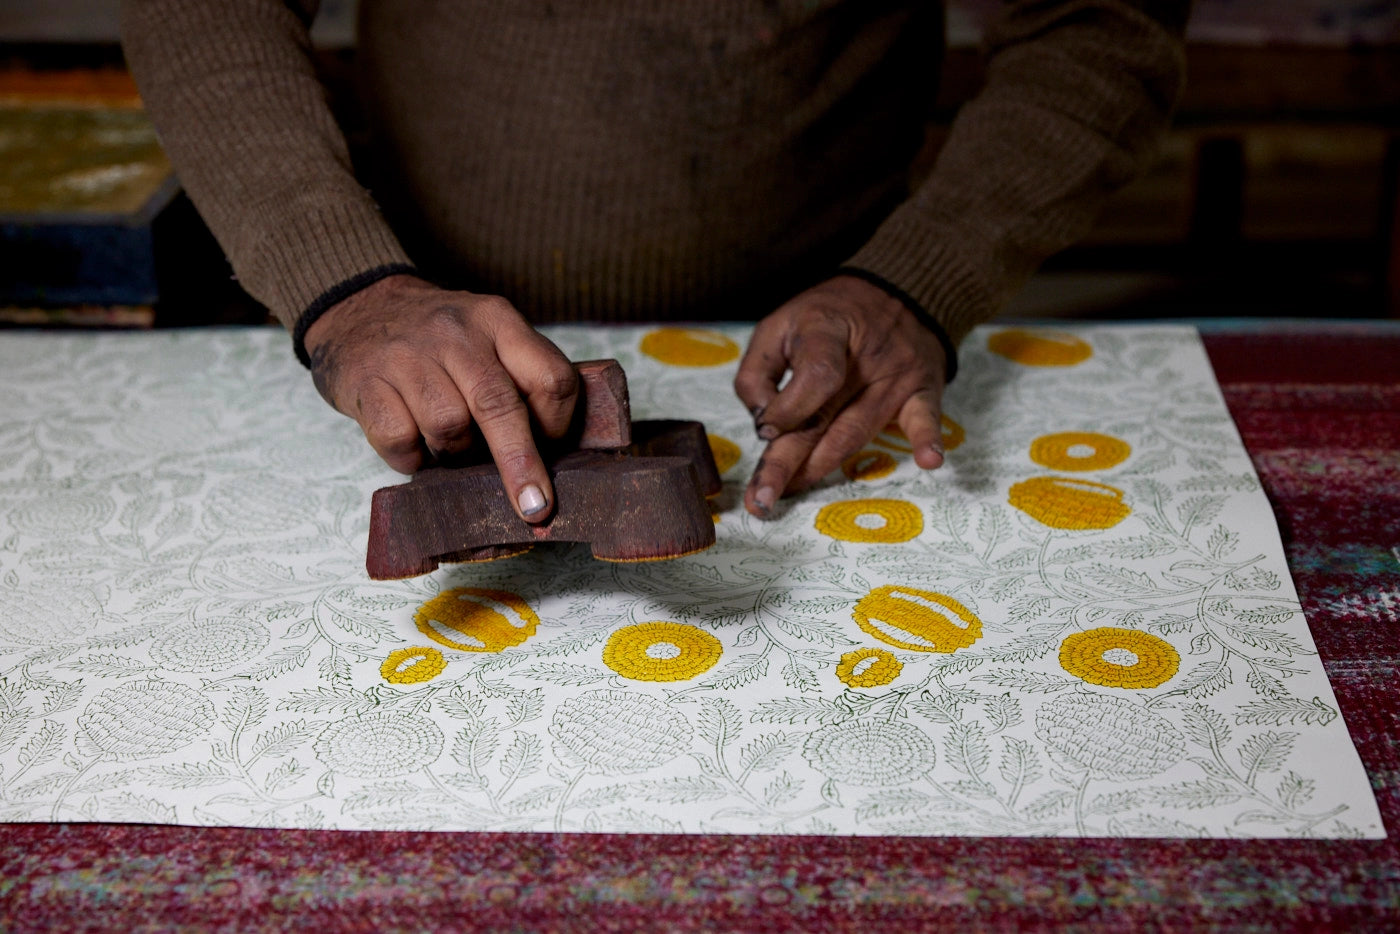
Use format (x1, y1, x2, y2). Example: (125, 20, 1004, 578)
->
(0, 324, 1383, 837)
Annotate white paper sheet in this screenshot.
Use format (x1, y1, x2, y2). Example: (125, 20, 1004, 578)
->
(0, 324, 1383, 837)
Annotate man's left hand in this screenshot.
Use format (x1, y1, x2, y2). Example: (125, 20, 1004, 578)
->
(733, 275, 949, 517)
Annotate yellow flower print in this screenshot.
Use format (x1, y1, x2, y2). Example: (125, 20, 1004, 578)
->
(852, 585, 982, 653)
(835, 647, 902, 688)
(815, 498, 923, 543)
(988, 329, 1093, 366)
(1008, 477, 1131, 530)
(1059, 627, 1180, 689)
(640, 327, 740, 367)
(381, 646, 448, 684)
(414, 588, 540, 653)
(940, 415, 965, 451)
(1030, 431, 1130, 471)
(841, 449, 897, 482)
(707, 434, 742, 475)
(602, 621, 723, 682)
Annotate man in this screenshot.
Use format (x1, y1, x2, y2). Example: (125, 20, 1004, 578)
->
(122, 0, 1188, 521)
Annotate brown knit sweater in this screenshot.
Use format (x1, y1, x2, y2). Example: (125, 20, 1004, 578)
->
(121, 0, 1188, 351)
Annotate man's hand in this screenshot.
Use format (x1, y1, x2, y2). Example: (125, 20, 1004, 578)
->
(303, 274, 579, 523)
(733, 275, 948, 517)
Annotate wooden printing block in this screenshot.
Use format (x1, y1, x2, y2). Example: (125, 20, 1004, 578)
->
(366, 360, 721, 580)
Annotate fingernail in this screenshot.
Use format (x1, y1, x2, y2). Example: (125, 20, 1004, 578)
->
(753, 486, 775, 513)
(749, 404, 766, 420)
(518, 484, 547, 516)
(757, 424, 779, 441)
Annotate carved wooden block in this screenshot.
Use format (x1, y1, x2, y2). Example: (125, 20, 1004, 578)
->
(366, 361, 721, 580)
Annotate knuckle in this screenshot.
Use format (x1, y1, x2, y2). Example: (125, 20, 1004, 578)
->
(534, 362, 579, 404)
(469, 377, 525, 423)
(473, 295, 518, 322)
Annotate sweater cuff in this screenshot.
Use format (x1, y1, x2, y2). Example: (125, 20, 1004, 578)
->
(292, 262, 419, 368)
(241, 194, 416, 332)
(834, 266, 959, 384)
(841, 209, 997, 353)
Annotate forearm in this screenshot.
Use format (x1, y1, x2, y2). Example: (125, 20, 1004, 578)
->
(121, 0, 411, 329)
(845, 0, 1190, 346)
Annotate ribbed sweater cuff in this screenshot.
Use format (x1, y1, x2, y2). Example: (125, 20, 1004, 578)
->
(245, 195, 415, 332)
(834, 266, 959, 384)
(292, 262, 419, 368)
(842, 211, 996, 353)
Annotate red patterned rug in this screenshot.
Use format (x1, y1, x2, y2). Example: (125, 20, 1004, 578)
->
(2, 321, 1397, 933)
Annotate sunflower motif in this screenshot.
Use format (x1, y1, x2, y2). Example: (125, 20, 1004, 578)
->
(841, 450, 897, 482)
(313, 712, 445, 778)
(0, 586, 104, 645)
(1035, 694, 1185, 781)
(149, 617, 271, 673)
(987, 329, 1093, 366)
(639, 328, 740, 367)
(77, 681, 216, 760)
(1059, 627, 1180, 689)
(1008, 477, 1131, 530)
(549, 689, 690, 775)
(852, 585, 982, 653)
(414, 587, 540, 653)
(8, 490, 115, 535)
(835, 647, 902, 688)
(1029, 432, 1131, 472)
(202, 479, 315, 534)
(381, 646, 448, 684)
(802, 719, 936, 786)
(707, 434, 742, 475)
(814, 498, 923, 544)
(602, 622, 723, 682)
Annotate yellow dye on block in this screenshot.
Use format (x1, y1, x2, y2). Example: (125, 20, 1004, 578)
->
(708, 434, 742, 474)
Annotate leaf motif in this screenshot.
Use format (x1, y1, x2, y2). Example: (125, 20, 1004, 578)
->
(242, 644, 312, 681)
(780, 659, 821, 693)
(436, 687, 487, 722)
(696, 697, 744, 745)
(521, 663, 608, 687)
(506, 688, 546, 726)
(1100, 536, 1176, 560)
(1181, 704, 1231, 750)
(61, 654, 154, 678)
(498, 732, 543, 782)
(221, 687, 269, 733)
(983, 693, 1022, 733)
(994, 735, 1038, 785)
(1178, 660, 1233, 699)
(973, 669, 1078, 693)
(106, 791, 176, 824)
(16, 720, 63, 770)
(250, 719, 323, 760)
(944, 721, 990, 779)
(1235, 696, 1337, 727)
(624, 775, 728, 803)
(1150, 779, 1244, 810)
(137, 762, 235, 788)
(738, 732, 798, 774)
(277, 687, 379, 715)
(750, 696, 851, 726)
(263, 758, 308, 793)
(41, 681, 84, 716)
(762, 771, 802, 808)
(1237, 730, 1297, 778)
(1234, 605, 1301, 626)
(705, 655, 769, 691)
(1277, 770, 1316, 810)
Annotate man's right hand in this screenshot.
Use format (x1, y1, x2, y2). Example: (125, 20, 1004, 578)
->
(302, 274, 579, 523)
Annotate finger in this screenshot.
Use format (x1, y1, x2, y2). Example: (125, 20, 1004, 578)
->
(464, 370, 555, 523)
(742, 390, 849, 517)
(353, 379, 426, 474)
(789, 389, 901, 492)
(897, 387, 946, 470)
(394, 364, 478, 459)
(733, 318, 791, 427)
(751, 329, 849, 439)
(493, 324, 580, 439)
